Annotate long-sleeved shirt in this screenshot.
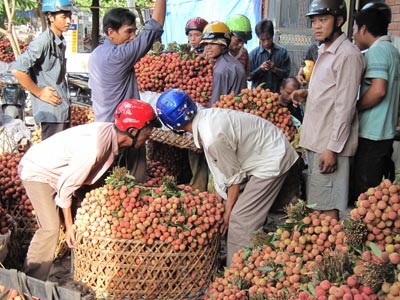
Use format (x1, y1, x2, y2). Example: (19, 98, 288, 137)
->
(209, 52, 247, 107)
(18, 122, 119, 208)
(12, 29, 69, 123)
(249, 43, 291, 92)
(230, 47, 250, 77)
(299, 33, 364, 156)
(191, 108, 298, 198)
(88, 19, 163, 122)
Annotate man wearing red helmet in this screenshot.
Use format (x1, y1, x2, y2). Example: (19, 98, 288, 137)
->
(185, 17, 208, 54)
(18, 99, 160, 280)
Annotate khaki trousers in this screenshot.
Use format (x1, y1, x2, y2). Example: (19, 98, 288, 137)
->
(22, 181, 59, 281)
(188, 151, 209, 192)
(227, 173, 287, 266)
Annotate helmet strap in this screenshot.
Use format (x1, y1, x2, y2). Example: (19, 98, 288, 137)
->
(320, 16, 342, 44)
(126, 128, 140, 147)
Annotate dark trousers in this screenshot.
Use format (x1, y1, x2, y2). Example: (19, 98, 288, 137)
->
(117, 145, 147, 183)
(352, 137, 395, 202)
(41, 122, 70, 140)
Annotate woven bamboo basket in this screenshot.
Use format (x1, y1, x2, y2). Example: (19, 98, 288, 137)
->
(4, 204, 69, 269)
(150, 128, 202, 153)
(73, 233, 221, 299)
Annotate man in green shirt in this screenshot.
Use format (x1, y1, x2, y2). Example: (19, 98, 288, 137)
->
(352, 2, 400, 200)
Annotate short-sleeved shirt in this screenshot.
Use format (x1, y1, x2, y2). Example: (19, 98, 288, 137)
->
(299, 34, 364, 156)
(12, 29, 69, 123)
(249, 43, 291, 92)
(359, 37, 400, 141)
(88, 19, 163, 122)
(208, 52, 247, 107)
(191, 108, 299, 198)
(19, 122, 119, 208)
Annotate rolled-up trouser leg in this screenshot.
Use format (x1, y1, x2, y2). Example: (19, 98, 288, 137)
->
(227, 173, 287, 266)
(22, 181, 60, 281)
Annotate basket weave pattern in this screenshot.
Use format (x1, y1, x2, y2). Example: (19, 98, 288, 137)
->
(73, 233, 220, 299)
(150, 128, 202, 153)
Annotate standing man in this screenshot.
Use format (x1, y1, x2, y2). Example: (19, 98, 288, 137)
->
(352, 3, 400, 199)
(12, 0, 77, 140)
(88, 0, 166, 182)
(185, 17, 208, 54)
(290, 0, 364, 220)
(19, 99, 161, 281)
(226, 14, 252, 77)
(201, 21, 247, 107)
(156, 89, 298, 266)
(249, 19, 291, 92)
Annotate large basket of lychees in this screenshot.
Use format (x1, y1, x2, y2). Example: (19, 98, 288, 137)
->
(73, 168, 223, 299)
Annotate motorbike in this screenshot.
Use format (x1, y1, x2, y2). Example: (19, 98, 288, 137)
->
(67, 72, 92, 106)
(0, 71, 26, 120)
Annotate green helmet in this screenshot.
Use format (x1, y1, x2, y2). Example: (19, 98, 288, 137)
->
(226, 14, 252, 42)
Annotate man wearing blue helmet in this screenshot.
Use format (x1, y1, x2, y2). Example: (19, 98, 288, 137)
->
(156, 89, 299, 266)
(12, 0, 78, 140)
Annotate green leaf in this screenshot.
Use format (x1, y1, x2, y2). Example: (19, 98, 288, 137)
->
(369, 242, 382, 257)
(308, 283, 316, 296)
(273, 270, 284, 279)
(241, 247, 252, 261)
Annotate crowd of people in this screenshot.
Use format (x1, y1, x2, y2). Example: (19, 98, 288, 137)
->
(8, 0, 400, 281)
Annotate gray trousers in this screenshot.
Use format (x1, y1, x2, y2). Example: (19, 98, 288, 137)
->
(227, 172, 287, 266)
(22, 180, 59, 281)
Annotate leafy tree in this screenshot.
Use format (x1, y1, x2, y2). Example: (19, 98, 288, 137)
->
(74, 0, 155, 50)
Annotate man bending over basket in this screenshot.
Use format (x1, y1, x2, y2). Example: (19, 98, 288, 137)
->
(156, 89, 299, 266)
(18, 99, 161, 280)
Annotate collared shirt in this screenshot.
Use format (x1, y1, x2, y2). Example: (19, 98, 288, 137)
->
(18, 122, 119, 208)
(191, 108, 298, 198)
(208, 52, 247, 107)
(249, 43, 291, 92)
(88, 19, 163, 122)
(12, 29, 69, 123)
(299, 34, 364, 156)
(359, 36, 400, 140)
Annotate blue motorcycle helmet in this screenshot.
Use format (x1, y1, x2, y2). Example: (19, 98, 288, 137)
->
(156, 89, 197, 133)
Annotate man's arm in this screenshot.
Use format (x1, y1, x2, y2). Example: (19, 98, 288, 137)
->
(152, 0, 166, 27)
(12, 70, 61, 106)
(270, 49, 291, 79)
(357, 78, 387, 111)
(220, 184, 241, 235)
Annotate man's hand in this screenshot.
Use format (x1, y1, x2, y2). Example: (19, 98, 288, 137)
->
(265, 60, 275, 72)
(290, 89, 308, 107)
(38, 87, 62, 106)
(297, 67, 307, 85)
(220, 209, 231, 236)
(318, 150, 337, 174)
(260, 60, 274, 72)
(65, 224, 77, 248)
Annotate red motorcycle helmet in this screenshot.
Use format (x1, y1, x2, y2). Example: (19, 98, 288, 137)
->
(185, 17, 208, 35)
(114, 99, 161, 132)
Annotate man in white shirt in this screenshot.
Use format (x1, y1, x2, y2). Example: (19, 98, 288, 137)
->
(156, 89, 299, 266)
